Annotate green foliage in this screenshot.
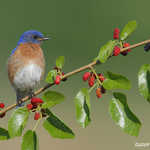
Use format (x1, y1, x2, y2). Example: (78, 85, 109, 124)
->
(0, 127, 10, 140)
(43, 109, 75, 139)
(21, 130, 38, 150)
(102, 71, 131, 90)
(56, 56, 65, 69)
(8, 107, 30, 138)
(138, 64, 150, 102)
(74, 88, 91, 128)
(0, 20, 147, 149)
(45, 69, 57, 84)
(120, 20, 137, 41)
(42, 91, 65, 108)
(96, 40, 117, 63)
(109, 92, 141, 137)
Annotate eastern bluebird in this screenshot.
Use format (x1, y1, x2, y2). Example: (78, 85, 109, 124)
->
(7, 30, 48, 106)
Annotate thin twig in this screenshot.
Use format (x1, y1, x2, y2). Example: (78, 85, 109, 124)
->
(89, 66, 102, 86)
(0, 39, 149, 115)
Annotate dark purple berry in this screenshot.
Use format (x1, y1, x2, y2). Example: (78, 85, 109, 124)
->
(121, 51, 128, 56)
(101, 86, 106, 94)
(144, 43, 150, 52)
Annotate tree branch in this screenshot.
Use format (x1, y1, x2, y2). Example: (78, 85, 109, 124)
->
(0, 39, 150, 115)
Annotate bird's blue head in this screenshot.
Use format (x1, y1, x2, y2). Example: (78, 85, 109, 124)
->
(11, 30, 49, 55)
(17, 30, 48, 45)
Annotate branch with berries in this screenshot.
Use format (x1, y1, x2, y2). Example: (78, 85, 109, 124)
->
(0, 20, 150, 150)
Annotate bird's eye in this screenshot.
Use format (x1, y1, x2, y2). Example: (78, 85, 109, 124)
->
(33, 35, 38, 39)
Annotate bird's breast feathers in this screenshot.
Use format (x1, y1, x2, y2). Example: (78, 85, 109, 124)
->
(8, 43, 45, 91)
(13, 63, 42, 90)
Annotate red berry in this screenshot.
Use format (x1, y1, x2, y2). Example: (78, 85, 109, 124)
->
(90, 75, 95, 81)
(88, 80, 94, 87)
(55, 75, 61, 85)
(96, 88, 102, 98)
(83, 72, 91, 81)
(98, 74, 105, 82)
(34, 112, 41, 120)
(0, 103, 5, 109)
(113, 34, 119, 39)
(113, 46, 120, 56)
(26, 104, 33, 110)
(31, 97, 43, 105)
(123, 42, 130, 47)
(88, 76, 95, 87)
(123, 43, 131, 52)
(121, 43, 131, 56)
(114, 28, 120, 33)
(113, 28, 120, 39)
(37, 99, 43, 103)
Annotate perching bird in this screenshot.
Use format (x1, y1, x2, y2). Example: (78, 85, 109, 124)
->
(7, 30, 48, 106)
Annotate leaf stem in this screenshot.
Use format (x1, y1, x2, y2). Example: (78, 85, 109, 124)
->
(89, 66, 102, 86)
(89, 83, 97, 93)
(32, 115, 42, 131)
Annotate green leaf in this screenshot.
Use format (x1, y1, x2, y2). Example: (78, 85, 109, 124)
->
(45, 69, 57, 84)
(21, 130, 38, 150)
(43, 110, 75, 139)
(0, 127, 10, 140)
(8, 107, 30, 138)
(102, 71, 131, 90)
(109, 92, 141, 136)
(138, 64, 150, 102)
(120, 20, 137, 41)
(42, 91, 65, 108)
(96, 40, 117, 63)
(74, 88, 91, 128)
(56, 56, 65, 69)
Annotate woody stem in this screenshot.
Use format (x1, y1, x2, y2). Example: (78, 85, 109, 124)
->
(0, 38, 150, 115)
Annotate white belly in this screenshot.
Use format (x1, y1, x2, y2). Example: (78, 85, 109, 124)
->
(13, 64, 43, 91)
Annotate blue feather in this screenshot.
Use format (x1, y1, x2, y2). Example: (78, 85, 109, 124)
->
(11, 30, 44, 55)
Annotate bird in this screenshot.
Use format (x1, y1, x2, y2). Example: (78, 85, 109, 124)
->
(7, 30, 49, 106)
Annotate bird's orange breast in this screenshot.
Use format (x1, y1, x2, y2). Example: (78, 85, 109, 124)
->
(7, 43, 45, 84)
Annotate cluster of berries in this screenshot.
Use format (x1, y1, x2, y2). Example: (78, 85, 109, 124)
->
(53, 67, 67, 85)
(82, 72, 106, 99)
(26, 97, 45, 120)
(113, 28, 131, 56)
(0, 102, 5, 118)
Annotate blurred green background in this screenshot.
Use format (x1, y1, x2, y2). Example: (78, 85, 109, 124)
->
(0, 0, 150, 149)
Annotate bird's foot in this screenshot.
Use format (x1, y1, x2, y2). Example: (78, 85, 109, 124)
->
(16, 100, 24, 108)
